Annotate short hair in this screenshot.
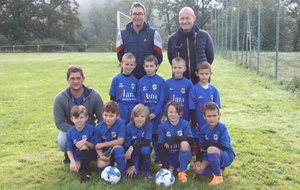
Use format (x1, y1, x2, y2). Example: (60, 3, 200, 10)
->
(196, 61, 211, 72)
(67, 65, 84, 79)
(172, 57, 186, 66)
(204, 102, 220, 115)
(130, 2, 146, 15)
(144, 55, 158, 65)
(70, 105, 87, 118)
(165, 101, 183, 117)
(130, 104, 150, 126)
(122, 52, 136, 63)
(102, 100, 119, 115)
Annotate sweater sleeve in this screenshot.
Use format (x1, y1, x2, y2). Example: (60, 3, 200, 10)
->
(53, 95, 73, 132)
(132, 139, 151, 150)
(158, 143, 169, 169)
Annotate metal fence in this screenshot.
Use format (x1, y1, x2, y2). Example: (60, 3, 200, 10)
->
(0, 44, 115, 53)
(210, 0, 300, 82)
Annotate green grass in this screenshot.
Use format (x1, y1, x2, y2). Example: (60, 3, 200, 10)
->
(0, 52, 299, 190)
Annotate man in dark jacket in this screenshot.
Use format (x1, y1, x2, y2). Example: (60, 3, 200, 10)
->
(53, 65, 103, 163)
(168, 7, 214, 85)
(116, 2, 163, 80)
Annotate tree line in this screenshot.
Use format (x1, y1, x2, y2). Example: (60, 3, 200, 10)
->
(0, 0, 299, 52)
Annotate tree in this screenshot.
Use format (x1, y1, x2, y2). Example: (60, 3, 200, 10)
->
(0, 0, 82, 44)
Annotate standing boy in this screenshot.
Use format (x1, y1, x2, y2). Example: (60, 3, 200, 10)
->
(189, 61, 221, 156)
(109, 52, 138, 124)
(66, 105, 96, 183)
(137, 55, 165, 164)
(94, 101, 127, 179)
(165, 57, 193, 121)
(193, 102, 235, 185)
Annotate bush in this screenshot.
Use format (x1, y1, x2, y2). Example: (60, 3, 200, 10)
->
(285, 76, 300, 95)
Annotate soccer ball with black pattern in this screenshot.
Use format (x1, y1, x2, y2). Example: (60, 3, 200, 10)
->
(101, 166, 121, 184)
(154, 169, 175, 187)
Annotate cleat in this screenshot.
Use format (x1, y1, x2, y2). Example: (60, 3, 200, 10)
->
(80, 173, 90, 183)
(63, 154, 70, 164)
(178, 172, 188, 183)
(120, 171, 127, 181)
(144, 172, 152, 179)
(208, 174, 224, 185)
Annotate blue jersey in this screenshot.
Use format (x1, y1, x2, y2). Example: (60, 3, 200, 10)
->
(109, 73, 138, 124)
(158, 119, 193, 155)
(199, 121, 235, 156)
(124, 122, 153, 147)
(138, 74, 165, 134)
(189, 83, 221, 129)
(66, 124, 96, 159)
(94, 118, 126, 144)
(165, 77, 193, 121)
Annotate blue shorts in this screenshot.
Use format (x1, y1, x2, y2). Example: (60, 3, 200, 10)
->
(203, 150, 235, 167)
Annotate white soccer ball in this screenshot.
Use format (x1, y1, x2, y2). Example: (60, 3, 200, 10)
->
(154, 169, 175, 187)
(101, 166, 121, 184)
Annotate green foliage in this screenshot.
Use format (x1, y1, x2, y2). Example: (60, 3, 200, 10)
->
(285, 76, 300, 95)
(0, 53, 300, 189)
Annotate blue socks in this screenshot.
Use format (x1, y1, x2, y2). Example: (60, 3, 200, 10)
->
(141, 146, 151, 172)
(113, 147, 126, 172)
(207, 153, 221, 176)
(179, 150, 190, 173)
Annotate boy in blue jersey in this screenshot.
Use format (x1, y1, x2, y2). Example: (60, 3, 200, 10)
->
(124, 104, 153, 179)
(66, 105, 96, 183)
(137, 55, 165, 164)
(189, 61, 221, 157)
(94, 101, 127, 179)
(193, 102, 235, 185)
(109, 52, 138, 124)
(164, 57, 193, 121)
(158, 101, 194, 183)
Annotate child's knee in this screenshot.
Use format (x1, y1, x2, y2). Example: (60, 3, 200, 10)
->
(141, 146, 151, 155)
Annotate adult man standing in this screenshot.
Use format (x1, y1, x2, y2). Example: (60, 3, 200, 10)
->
(168, 7, 214, 85)
(116, 2, 163, 80)
(54, 65, 103, 163)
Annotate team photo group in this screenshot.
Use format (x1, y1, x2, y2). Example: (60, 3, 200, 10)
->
(53, 2, 235, 186)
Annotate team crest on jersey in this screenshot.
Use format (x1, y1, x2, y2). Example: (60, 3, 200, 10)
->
(213, 134, 218, 140)
(111, 132, 117, 138)
(131, 83, 135, 89)
(152, 84, 157, 90)
(119, 83, 124, 88)
(177, 130, 183, 136)
(141, 132, 145, 137)
(82, 135, 87, 141)
(181, 88, 186, 94)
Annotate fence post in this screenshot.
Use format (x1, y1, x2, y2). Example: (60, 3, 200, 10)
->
(85, 44, 87, 52)
(37, 45, 40, 53)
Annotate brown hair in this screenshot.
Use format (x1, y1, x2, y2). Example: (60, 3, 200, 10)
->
(130, 2, 146, 15)
(67, 65, 84, 79)
(144, 55, 158, 65)
(122, 52, 136, 63)
(204, 102, 220, 115)
(196, 61, 211, 72)
(102, 101, 119, 115)
(130, 104, 150, 126)
(70, 105, 87, 118)
(165, 101, 183, 117)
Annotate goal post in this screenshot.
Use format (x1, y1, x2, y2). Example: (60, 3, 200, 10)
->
(117, 11, 131, 32)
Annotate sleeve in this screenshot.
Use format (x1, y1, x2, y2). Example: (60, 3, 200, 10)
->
(93, 91, 104, 124)
(202, 142, 227, 151)
(53, 95, 72, 132)
(153, 30, 163, 65)
(189, 109, 197, 128)
(117, 119, 126, 138)
(137, 80, 143, 104)
(198, 127, 205, 147)
(166, 135, 194, 146)
(167, 34, 174, 64)
(153, 79, 165, 116)
(219, 126, 231, 149)
(124, 125, 131, 147)
(116, 30, 124, 62)
(94, 125, 102, 144)
(132, 139, 151, 149)
(109, 77, 117, 97)
(205, 32, 214, 64)
(158, 143, 169, 169)
(213, 87, 222, 109)
(66, 129, 74, 151)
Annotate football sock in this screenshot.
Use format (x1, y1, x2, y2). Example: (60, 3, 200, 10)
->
(141, 146, 151, 172)
(152, 136, 159, 161)
(207, 153, 221, 176)
(179, 150, 190, 173)
(201, 166, 213, 176)
(113, 147, 126, 172)
(79, 149, 90, 174)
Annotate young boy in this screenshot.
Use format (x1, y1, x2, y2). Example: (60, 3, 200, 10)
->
(124, 104, 153, 179)
(189, 61, 221, 156)
(66, 105, 96, 183)
(94, 101, 127, 179)
(158, 101, 194, 183)
(109, 52, 138, 124)
(193, 102, 235, 185)
(165, 57, 193, 121)
(137, 55, 165, 164)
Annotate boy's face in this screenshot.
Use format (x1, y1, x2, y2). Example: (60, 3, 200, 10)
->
(195, 68, 212, 84)
(143, 61, 158, 76)
(70, 113, 88, 129)
(121, 58, 136, 75)
(167, 105, 181, 124)
(102, 111, 118, 127)
(134, 112, 147, 128)
(203, 109, 220, 129)
(172, 61, 186, 79)
(67, 72, 85, 91)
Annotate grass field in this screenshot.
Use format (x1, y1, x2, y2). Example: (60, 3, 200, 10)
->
(0, 52, 299, 190)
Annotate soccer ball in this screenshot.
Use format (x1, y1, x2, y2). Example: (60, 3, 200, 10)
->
(101, 166, 121, 184)
(154, 169, 175, 187)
